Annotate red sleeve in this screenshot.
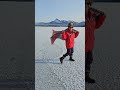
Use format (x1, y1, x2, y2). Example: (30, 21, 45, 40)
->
(95, 14, 106, 29)
(62, 31, 67, 40)
(75, 31, 79, 38)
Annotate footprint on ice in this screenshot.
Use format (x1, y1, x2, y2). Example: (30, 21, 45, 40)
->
(36, 42, 64, 60)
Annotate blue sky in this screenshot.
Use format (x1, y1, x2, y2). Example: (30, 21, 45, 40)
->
(35, 0, 85, 23)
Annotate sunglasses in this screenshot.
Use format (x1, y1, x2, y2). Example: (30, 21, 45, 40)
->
(68, 26, 73, 28)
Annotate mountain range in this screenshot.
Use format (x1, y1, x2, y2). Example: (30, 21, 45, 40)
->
(35, 19, 85, 27)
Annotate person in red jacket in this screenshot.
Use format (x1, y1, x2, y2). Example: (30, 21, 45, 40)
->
(60, 22, 79, 64)
(85, 0, 106, 83)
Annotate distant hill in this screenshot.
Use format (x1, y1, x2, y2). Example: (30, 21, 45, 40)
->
(35, 19, 85, 27)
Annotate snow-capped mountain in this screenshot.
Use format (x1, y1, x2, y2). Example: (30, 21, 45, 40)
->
(50, 19, 62, 24)
(35, 19, 85, 27)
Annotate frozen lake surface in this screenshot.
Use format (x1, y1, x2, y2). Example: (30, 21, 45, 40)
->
(35, 27, 85, 90)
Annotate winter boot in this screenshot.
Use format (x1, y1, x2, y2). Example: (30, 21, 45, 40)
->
(60, 54, 68, 64)
(85, 73, 95, 83)
(85, 76, 95, 83)
(60, 57, 64, 64)
(69, 56, 75, 61)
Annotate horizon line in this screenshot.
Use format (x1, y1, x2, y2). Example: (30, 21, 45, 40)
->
(35, 20, 85, 23)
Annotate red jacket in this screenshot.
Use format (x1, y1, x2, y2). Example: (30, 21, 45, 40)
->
(62, 29, 79, 48)
(85, 9, 106, 52)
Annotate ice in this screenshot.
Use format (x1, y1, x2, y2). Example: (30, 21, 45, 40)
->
(35, 27, 85, 90)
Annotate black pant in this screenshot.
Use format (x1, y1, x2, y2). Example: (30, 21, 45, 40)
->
(63, 48, 74, 58)
(85, 51, 93, 76)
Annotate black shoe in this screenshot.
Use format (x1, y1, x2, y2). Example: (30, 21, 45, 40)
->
(60, 57, 64, 64)
(85, 76, 95, 83)
(69, 58, 75, 61)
